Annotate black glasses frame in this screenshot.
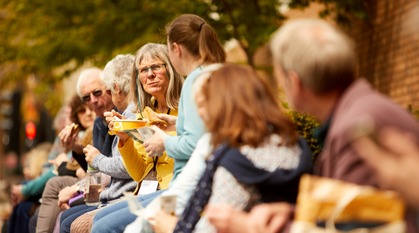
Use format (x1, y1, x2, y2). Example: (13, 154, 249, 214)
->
(138, 63, 166, 76)
(81, 89, 103, 103)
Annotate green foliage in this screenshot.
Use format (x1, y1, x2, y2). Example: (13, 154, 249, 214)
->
(209, 0, 284, 66)
(287, 110, 321, 160)
(0, 0, 369, 75)
(289, 0, 368, 26)
(407, 105, 419, 120)
(0, 0, 368, 115)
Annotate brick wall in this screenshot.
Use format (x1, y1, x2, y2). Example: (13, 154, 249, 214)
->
(229, 1, 419, 111)
(350, 0, 419, 110)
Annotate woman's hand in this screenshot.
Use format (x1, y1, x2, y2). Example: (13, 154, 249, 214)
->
(58, 185, 79, 210)
(83, 144, 101, 165)
(76, 167, 86, 178)
(11, 184, 24, 206)
(155, 114, 177, 131)
(104, 110, 130, 143)
(58, 124, 79, 152)
(144, 126, 168, 157)
(206, 203, 292, 233)
(148, 210, 178, 233)
(104, 110, 124, 127)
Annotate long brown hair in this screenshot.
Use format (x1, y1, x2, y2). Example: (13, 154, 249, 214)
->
(166, 14, 226, 64)
(68, 94, 91, 131)
(198, 64, 298, 148)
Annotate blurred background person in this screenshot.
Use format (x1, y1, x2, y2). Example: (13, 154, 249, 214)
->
(34, 94, 95, 233)
(6, 101, 73, 233)
(354, 126, 419, 210)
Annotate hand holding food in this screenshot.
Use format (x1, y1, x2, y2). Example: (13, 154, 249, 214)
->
(59, 123, 80, 152)
(143, 106, 176, 131)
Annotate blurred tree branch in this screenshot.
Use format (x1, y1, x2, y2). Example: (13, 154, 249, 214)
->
(0, 0, 368, 113)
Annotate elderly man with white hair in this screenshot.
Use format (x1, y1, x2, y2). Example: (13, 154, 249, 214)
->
(59, 55, 139, 233)
(36, 57, 137, 233)
(34, 67, 117, 233)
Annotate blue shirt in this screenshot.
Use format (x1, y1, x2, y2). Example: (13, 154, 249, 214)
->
(165, 67, 206, 180)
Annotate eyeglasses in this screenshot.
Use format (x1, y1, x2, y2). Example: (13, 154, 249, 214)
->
(77, 107, 87, 114)
(139, 64, 166, 76)
(81, 89, 103, 103)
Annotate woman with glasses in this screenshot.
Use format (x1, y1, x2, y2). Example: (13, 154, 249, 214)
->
(92, 13, 226, 233)
(144, 13, 226, 179)
(121, 14, 226, 233)
(104, 43, 182, 194)
(90, 43, 183, 233)
(113, 43, 183, 192)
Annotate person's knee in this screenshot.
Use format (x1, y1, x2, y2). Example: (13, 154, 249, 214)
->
(70, 212, 94, 233)
(91, 212, 136, 233)
(93, 201, 127, 223)
(91, 218, 110, 233)
(60, 216, 73, 233)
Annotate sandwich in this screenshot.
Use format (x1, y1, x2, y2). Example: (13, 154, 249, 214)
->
(143, 106, 167, 126)
(70, 123, 79, 136)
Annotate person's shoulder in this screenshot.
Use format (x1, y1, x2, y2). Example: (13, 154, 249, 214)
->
(333, 80, 403, 125)
(123, 109, 137, 120)
(186, 67, 204, 82)
(200, 132, 211, 140)
(93, 116, 102, 125)
(196, 133, 211, 146)
(331, 84, 419, 141)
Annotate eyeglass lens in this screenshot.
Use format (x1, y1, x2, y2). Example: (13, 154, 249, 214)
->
(139, 64, 165, 75)
(82, 90, 103, 102)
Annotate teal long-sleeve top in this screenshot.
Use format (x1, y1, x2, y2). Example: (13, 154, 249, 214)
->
(22, 167, 56, 198)
(21, 137, 66, 198)
(164, 67, 206, 180)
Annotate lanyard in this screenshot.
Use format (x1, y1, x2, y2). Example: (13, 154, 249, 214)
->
(153, 101, 171, 115)
(150, 102, 167, 172)
(152, 157, 158, 172)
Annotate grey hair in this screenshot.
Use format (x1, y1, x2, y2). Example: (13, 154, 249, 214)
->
(131, 43, 184, 112)
(76, 67, 103, 97)
(270, 19, 357, 93)
(102, 54, 135, 95)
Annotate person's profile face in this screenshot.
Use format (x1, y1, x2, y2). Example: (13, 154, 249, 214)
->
(195, 91, 208, 124)
(274, 65, 294, 106)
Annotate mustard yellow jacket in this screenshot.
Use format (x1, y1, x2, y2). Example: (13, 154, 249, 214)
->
(118, 109, 177, 190)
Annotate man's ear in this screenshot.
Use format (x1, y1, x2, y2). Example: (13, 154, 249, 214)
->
(113, 84, 121, 94)
(288, 71, 305, 95)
